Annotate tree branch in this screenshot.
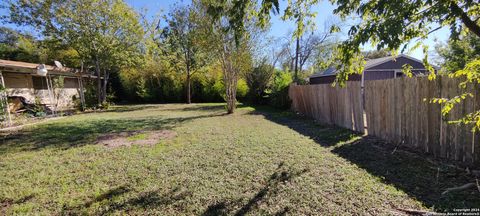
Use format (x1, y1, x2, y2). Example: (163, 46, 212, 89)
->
(450, 2, 480, 38)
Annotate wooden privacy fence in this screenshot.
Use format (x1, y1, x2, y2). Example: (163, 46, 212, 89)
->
(289, 77, 480, 164)
(289, 81, 364, 132)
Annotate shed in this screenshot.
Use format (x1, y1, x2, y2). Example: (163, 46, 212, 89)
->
(309, 54, 438, 85)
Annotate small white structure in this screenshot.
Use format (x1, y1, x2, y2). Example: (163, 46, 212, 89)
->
(36, 64, 48, 76)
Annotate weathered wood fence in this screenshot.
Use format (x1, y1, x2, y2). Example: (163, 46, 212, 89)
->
(289, 77, 480, 164)
(289, 81, 364, 132)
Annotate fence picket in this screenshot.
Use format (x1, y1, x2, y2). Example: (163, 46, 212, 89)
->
(289, 76, 480, 165)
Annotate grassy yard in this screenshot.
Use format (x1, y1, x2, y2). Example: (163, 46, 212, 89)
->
(0, 104, 478, 215)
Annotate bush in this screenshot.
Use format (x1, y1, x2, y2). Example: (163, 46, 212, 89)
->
(268, 70, 293, 109)
(236, 79, 249, 100)
(245, 63, 274, 104)
(82, 79, 100, 109)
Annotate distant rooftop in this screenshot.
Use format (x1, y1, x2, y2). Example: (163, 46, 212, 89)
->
(309, 54, 434, 78)
(0, 59, 94, 77)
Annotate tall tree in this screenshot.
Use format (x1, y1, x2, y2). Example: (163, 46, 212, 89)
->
(216, 22, 253, 114)
(202, 0, 255, 113)
(436, 32, 480, 73)
(4, 0, 143, 106)
(281, 0, 320, 82)
(163, 4, 205, 104)
(280, 28, 337, 75)
(0, 27, 46, 63)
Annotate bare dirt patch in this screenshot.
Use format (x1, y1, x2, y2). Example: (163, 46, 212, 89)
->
(1, 199, 13, 215)
(97, 130, 176, 148)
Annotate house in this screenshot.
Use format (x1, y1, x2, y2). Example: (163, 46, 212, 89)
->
(0, 59, 96, 113)
(309, 54, 438, 85)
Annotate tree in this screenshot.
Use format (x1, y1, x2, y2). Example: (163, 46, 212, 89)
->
(245, 60, 274, 104)
(436, 32, 480, 73)
(362, 49, 391, 60)
(201, 0, 255, 113)
(4, 0, 144, 106)
(0, 27, 46, 63)
(279, 27, 337, 77)
(217, 27, 253, 114)
(203, 0, 320, 79)
(278, 0, 320, 82)
(163, 4, 207, 104)
(329, 0, 480, 83)
(329, 0, 480, 131)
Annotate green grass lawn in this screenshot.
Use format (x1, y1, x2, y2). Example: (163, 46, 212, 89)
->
(0, 104, 478, 215)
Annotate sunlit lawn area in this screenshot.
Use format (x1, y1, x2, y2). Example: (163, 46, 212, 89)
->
(0, 104, 478, 215)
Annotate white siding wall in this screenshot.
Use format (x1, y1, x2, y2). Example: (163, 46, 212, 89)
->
(4, 73, 80, 110)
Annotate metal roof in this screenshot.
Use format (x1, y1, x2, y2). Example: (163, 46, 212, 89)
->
(0, 59, 97, 78)
(310, 67, 337, 78)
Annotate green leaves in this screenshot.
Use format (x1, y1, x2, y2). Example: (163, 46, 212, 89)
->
(5, 0, 144, 70)
(429, 58, 480, 131)
(329, 0, 480, 131)
(402, 64, 413, 78)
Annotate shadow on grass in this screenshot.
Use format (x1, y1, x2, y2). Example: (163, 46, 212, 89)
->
(62, 185, 131, 214)
(248, 106, 358, 147)
(103, 187, 191, 213)
(0, 112, 227, 154)
(63, 186, 191, 214)
(202, 162, 307, 216)
(102, 105, 161, 113)
(158, 104, 248, 113)
(251, 106, 480, 212)
(1, 194, 35, 212)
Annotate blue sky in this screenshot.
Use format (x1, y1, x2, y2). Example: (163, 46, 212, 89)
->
(127, 0, 450, 61)
(2, 0, 449, 60)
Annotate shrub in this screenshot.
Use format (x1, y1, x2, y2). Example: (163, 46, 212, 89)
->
(236, 79, 249, 100)
(245, 63, 274, 104)
(268, 70, 293, 109)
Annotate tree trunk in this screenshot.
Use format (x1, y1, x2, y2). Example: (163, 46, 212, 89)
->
(186, 68, 191, 104)
(450, 3, 480, 38)
(225, 76, 238, 114)
(102, 69, 109, 104)
(225, 67, 237, 114)
(222, 50, 237, 114)
(294, 36, 300, 82)
(94, 57, 102, 106)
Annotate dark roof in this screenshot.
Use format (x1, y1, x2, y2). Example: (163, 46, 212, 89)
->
(309, 54, 438, 78)
(364, 55, 393, 68)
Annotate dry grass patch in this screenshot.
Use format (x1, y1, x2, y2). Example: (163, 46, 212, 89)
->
(97, 130, 177, 148)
